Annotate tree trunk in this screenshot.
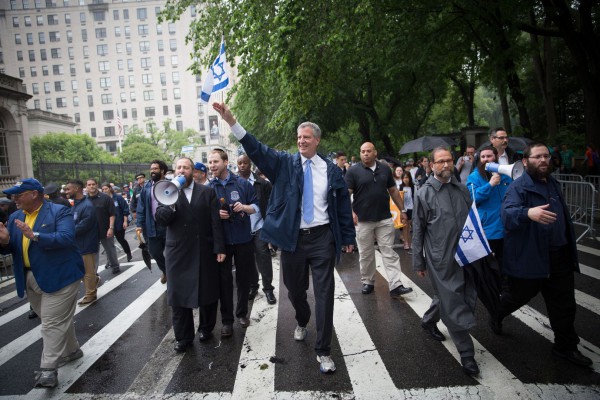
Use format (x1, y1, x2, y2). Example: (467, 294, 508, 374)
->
(498, 82, 511, 131)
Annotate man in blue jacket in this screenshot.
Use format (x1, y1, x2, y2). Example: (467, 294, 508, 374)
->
(213, 103, 355, 374)
(498, 142, 592, 368)
(65, 179, 99, 306)
(0, 178, 85, 388)
(101, 183, 132, 262)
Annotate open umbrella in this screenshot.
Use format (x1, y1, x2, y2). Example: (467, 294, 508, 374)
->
(477, 137, 533, 152)
(399, 136, 456, 155)
(136, 230, 152, 271)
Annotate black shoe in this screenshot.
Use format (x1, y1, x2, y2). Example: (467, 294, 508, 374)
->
(421, 322, 446, 341)
(126, 254, 133, 262)
(264, 290, 277, 305)
(198, 331, 213, 342)
(248, 287, 259, 300)
(489, 315, 503, 335)
(221, 324, 233, 337)
(28, 309, 38, 319)
(552, 349, 593, 367)
(390, 285, 413, 298)
(174, 341, 192, 353)
(461, 356, 480, 376)
(361, 284, 374, 294)
(238, 317, 250, 328)
(112, 266, 121, 274)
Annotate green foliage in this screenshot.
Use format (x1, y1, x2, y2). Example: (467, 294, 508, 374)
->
(118, 143, 168, 164)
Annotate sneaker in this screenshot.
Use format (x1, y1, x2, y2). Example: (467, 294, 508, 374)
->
(57, 348, 83, 368)
(316, 355, 336, 373)
(390, 285, 413, 298)
(294, 325, 307, 341)
(34, 368, 57, 388)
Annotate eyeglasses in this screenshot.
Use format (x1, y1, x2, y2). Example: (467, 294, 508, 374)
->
(433, 159, 454, 166)
(527, 154, 551, 160)
(492, 136, 509, 140)
(12, 191, 33, 199)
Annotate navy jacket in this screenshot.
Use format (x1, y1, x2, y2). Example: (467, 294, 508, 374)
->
(501, 172, 579, 278)
(72, 197, 99, 255)
(1, 201, 84, 298)
(239, 133, 355, 262)
(136, 180, 166, 239)
(112, 193, 130, 232)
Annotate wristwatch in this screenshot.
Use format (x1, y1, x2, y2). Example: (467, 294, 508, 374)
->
(32, 232, 40, 241)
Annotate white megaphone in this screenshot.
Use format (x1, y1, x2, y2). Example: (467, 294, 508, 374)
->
(152, 175, 186, 206)
(485, 161, 525, 180)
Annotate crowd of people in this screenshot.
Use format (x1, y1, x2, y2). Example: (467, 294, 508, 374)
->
(0, 116, 594, 389)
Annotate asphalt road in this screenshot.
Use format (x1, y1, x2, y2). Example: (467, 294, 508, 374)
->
(0, 229, 599, 399)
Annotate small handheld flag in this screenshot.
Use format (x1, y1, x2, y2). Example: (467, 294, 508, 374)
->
(454, 202, 492, 267)
(199, 39, 229, 104)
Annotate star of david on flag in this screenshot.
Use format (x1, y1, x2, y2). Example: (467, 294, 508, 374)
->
(199, 39, 230, 104)
(454, 202, 492, 267)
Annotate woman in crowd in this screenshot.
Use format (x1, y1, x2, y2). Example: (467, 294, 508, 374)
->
(399, 171, 415, 251)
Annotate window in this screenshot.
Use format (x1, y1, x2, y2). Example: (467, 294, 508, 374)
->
(131, 108, 137, 119)
(86, 79, 92, 89)
(101, 94, 113, 104)
(13, 17, 19, 27)
(156, 24, 163, 35)
(46, 99, 53, 111)
(51, 48, 61, 59)
(116, 43, 123, 54)
(168, 23, 176, 34)
(65, 13, 71, 24)
(145, 107, 155, 117)
(34, 100, 41, 109)
(199, 118, 205, 131)
(30, 66, 37, 77)
(91, 128, 96, 138)
(143, 90, 154, 100)
(175, 104, 182, 115)
(100, 77, 111, 88)
(128, 75, 135, 86)
(80, 12, 86, 23)
(56, 98, 67, 108)
(172, 71, 180, 84)
(41, 49, 47, 60)
(119, 76, 125, 87)
(98, 61, 110, 71)
(29, 50, 36, 61)
(46, 0, 57, 7)
(44, 82, 51, 93)
(35, 0, 42, 8)
(105, 127, 115, 137)
(38, 32, 46, 44)
(54, 81, 65, 91)
(171, 55, 178, 66)
(142, 74, 152, 84)
(130, 91, 136, 101)
(123, 9, 129, 20)
(159, 56, 165, 66)
(88, 96, 93, 107)
(19, 68, 25, 78)
(17, 51, 23, 61)
(15, 34, 21, 45)
(120, 92, 126, 102)
(95, 28, 107, 38)
(122, 109, 128, 119)
(141, 57, 151, 68)
(10, 0, 17, 8)
(83, 46, 89, 57)
(113, 10, 119, 20)
(173, 88, 181, 99)
(162, 89, 167, 100)
(26, 33, 34, 45)
(37, 16, 44, 26)
(52, 65, 64, 75)
(32, 83, 39, 94)
(191, 5, 196, 17)
(70, 64, 76, 75)
(124, 26, 131, 37)
(75, 112, 80, 122)
(81, 29, 87, 41)
(73, 96, 79, 107)
(24, 16, 31, 26)
(93, 11, 105, 22)
(127, 59, 133, 70)
(137, 8, 147, 20)
(126, 42, 132, 55)
(66, 30, 73, 43)
(71, 80, 78, 90)
(160, 73, 166, 85)
(49, 31, 60, 42)
(176, 121, 183, 131)
(89, 111, 95, 120)
(157, 40, 164, 51)
(169, 39, 177, 51)
(47, 15, 59, 25)
(138, 24, 149, 35)
(97, 44, 108, 56)
(103, 110, 114, 120)
(114, 27, 121, 38)
(139, 41, 150, 52)
(84, 62, 90, 72)
(68, 47, 74, 58)
(163, 105, 169, 115)
(42, 66, 49, 76)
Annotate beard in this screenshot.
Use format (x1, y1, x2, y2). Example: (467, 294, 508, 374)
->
(526, 162, 550, 180)
(150, 172, 162, 182)
(477, 162, 493, 180)
(434, 169, 452, 180)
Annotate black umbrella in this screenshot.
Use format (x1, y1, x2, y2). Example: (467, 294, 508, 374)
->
(380, 155, 403, 167)
(477, 137, 533, 152)
(399, 136, 456, 155)
(136, 231, 152, 271)
(463, 254, 501, 318)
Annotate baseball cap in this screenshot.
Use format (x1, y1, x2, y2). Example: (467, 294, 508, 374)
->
(135, 173, 146, 179)
(3, 178, 44, 195)
(194, 162, 207, 173)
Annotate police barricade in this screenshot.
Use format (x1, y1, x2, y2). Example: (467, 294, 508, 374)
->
(0, 254, 14, 283)
(557, 180, 597, 242)
(552, 173, 584, 182)
(585, 175, 600, 221)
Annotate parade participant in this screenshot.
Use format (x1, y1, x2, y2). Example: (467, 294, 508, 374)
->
(86, 178, 120, 274)
(399, 171, 415, 250)
(101, 183, 132, 262)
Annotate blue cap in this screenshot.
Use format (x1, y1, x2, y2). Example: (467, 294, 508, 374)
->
(194, 162, 207, 173)
(3, 178, 44, 195)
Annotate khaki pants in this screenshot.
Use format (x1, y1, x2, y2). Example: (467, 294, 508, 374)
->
(81, 253, 98, 299)
(356, 218, 405, 291)
(26, 271, 80, 369)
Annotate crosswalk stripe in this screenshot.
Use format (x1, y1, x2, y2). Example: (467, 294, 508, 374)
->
(24, 279, 167, 399)
(577, 244, 600, 257)
(575, 289, 600, 315)
(0, 262, 147, 366)
(580, 264, 600, 280)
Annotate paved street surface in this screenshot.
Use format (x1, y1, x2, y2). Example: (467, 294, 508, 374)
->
(0, 228, 599, 399)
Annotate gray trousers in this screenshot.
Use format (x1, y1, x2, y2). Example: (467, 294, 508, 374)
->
(98, 236, 120, 268)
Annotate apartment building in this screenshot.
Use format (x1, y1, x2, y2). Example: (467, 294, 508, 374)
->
(0, 0, 236, 161)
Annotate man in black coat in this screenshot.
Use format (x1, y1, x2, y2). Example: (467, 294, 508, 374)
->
(155, 157, 226, 352)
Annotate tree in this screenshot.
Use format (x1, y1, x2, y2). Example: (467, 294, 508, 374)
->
(117, 142, 168, 164)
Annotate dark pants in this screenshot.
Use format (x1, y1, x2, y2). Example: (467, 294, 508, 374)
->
(114, 229, 132, 257)
(219, 241, 255, 323)
(249, 230, 274, 291)
(281, 224, 335, 356)
(172, 302, 218, 343)
(499, 247, 579, 351)
(147, 236, 166, 274)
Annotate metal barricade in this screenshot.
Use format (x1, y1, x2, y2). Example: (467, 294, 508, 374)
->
(557, 180, 597, 242)
(0, 254, 14, 283)
(585, 175, 600, 221)
(552, 173, 584, 182)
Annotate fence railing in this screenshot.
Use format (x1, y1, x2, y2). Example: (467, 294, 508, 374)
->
(552, 173, 584, 182)
(557, 180, 597, 243)
(0, 254, 14, 283)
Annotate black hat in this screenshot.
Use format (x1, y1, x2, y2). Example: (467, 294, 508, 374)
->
(43, 182, 60, 195)
(135, 173, 146, 179)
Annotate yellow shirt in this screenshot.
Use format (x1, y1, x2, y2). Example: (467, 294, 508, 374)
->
(22, 204, 42, 268)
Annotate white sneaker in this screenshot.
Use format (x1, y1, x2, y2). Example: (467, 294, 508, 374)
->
(293, 325, 307, 341)
(316, 355, 336, 373)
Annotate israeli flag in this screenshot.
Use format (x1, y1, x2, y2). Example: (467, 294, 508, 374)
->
(199, 39, 230, 104)
(455, 202, 492, 267)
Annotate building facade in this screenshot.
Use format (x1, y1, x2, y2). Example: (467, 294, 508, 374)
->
(0, 0, 236, 159)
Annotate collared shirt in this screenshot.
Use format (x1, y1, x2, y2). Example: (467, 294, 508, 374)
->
(498, 151, 509, 165)
(240, 173, 264, 233)
(300, 154, 329, 228)
(22, 204, 43, 268)
(182, 181, 194, 203)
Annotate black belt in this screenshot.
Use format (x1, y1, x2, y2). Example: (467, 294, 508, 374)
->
(299, 224, 329, 235)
